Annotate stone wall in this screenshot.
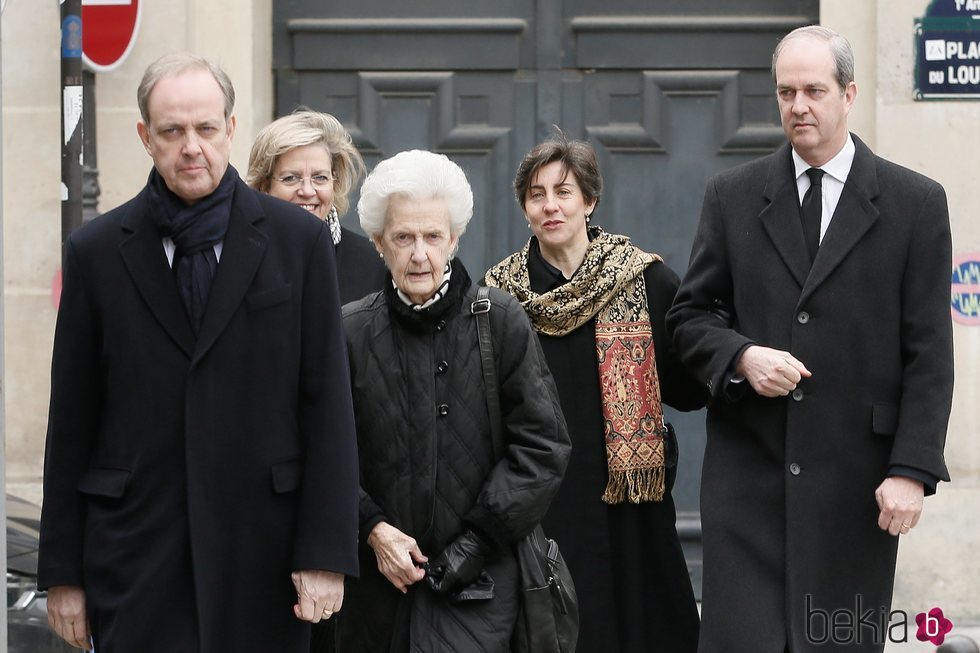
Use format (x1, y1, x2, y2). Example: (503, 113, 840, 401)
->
(824, 0, 980, 646)
(1, 0, 271, 497)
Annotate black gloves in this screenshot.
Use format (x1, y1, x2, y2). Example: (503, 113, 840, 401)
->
(426, 529, 494, 595)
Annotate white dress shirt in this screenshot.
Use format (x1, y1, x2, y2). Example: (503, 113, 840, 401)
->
(730, 135, 857, 387)
(793, 134, 854, 242)
(162, 238, 223, 267)
(792, 134, 856, 243)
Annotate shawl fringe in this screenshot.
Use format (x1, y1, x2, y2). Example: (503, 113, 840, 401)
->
(602, 466, 666, 505)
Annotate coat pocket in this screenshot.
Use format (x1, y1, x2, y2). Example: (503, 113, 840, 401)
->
(271, 458, 303, 493)
(77, 467, 130, 498)
(246, 284, 292, 311)
(872, 403, 899, 436)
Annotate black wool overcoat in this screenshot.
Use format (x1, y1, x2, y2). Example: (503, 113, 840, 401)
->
(38, 178, 360, 653)
(667, 135, 954, 653)
(309, 227, 384, 653)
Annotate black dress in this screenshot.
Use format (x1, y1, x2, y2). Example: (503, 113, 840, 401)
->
(526, 240, 706, 653)
(335, 227, 387, 305)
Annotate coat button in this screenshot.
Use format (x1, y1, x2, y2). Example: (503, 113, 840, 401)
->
(791, 388, 804, 402)
(436, 320, 447, 331)
(789, 462, 801, 475)
(437, 404, 449, 416)
(797, 311, 810, 324)
(436, 360, 449, 374)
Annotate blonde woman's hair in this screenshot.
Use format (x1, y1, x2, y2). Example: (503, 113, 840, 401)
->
(247, 109, 366, 217)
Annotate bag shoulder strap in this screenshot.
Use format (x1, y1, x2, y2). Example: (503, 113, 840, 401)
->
(471, 286, 503, 461)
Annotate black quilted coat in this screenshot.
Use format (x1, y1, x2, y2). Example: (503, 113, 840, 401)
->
(336, 262, 571, 653)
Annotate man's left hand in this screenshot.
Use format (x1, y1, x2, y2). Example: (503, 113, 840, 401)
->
(291, 569, 345, 623)
(875, 476, 924, 536)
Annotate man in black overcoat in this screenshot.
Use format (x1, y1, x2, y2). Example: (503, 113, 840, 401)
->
(38, 53, 360, 652)
(667, 26, 954, 653)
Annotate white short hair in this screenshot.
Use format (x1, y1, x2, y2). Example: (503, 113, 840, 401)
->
(357, 150, 473, 238)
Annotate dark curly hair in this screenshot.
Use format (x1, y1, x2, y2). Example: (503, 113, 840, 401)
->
(513, 128, 602, 213)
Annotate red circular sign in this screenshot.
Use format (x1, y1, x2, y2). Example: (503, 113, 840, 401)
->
(82, 0, 142, 72)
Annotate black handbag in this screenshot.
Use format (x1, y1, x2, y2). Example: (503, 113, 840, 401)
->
(471, 286, 579, 653)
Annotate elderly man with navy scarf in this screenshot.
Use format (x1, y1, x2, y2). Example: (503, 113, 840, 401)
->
(38, 53, 359, 653)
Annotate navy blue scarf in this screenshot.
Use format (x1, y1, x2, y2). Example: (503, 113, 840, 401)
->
(147, 164, 238, 333)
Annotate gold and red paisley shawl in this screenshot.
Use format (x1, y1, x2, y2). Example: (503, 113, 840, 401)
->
(485, 227, 668, 503)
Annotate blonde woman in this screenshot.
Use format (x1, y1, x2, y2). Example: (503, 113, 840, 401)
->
(248, 109, 385, 303)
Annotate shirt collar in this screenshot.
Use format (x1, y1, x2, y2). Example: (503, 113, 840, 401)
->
(792, 133, 855, 184)
(529, 238, 571, 290)
(395, 260, 452, 311)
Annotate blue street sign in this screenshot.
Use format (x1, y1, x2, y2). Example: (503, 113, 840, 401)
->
(914, 0, 980, 99)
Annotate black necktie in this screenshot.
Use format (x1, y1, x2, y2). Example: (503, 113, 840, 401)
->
(801, 168, 825, 263)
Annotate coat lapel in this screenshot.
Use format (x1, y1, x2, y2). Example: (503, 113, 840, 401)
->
(192, 180, 268, 365)
(799, 135, 880, 305)
(759, 144, 810, 289)
(118, 189, 196, 359)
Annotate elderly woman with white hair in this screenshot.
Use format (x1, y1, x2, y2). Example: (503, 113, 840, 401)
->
(336, 150, 570, 652)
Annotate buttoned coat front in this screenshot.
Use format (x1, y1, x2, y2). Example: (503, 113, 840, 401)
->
(667, 135, 953, 653)
(38, 179, 360, 653)
(337, 269, 570, 652)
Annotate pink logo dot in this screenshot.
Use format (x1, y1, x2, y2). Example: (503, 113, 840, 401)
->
(915, 607, 953, 645)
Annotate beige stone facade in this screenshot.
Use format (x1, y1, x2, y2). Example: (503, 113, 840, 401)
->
(3, 0, 977, 644)
(820, 3, 980, 647)
(1, 0, 273, 495)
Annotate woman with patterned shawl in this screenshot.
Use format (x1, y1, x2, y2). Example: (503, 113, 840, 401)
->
(484, 132, 708, 653)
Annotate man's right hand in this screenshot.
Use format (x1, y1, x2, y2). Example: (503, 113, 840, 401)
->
(367, 522, 427, 593)
(47, 585, 92, 650)
(736, 345, 811, 397)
